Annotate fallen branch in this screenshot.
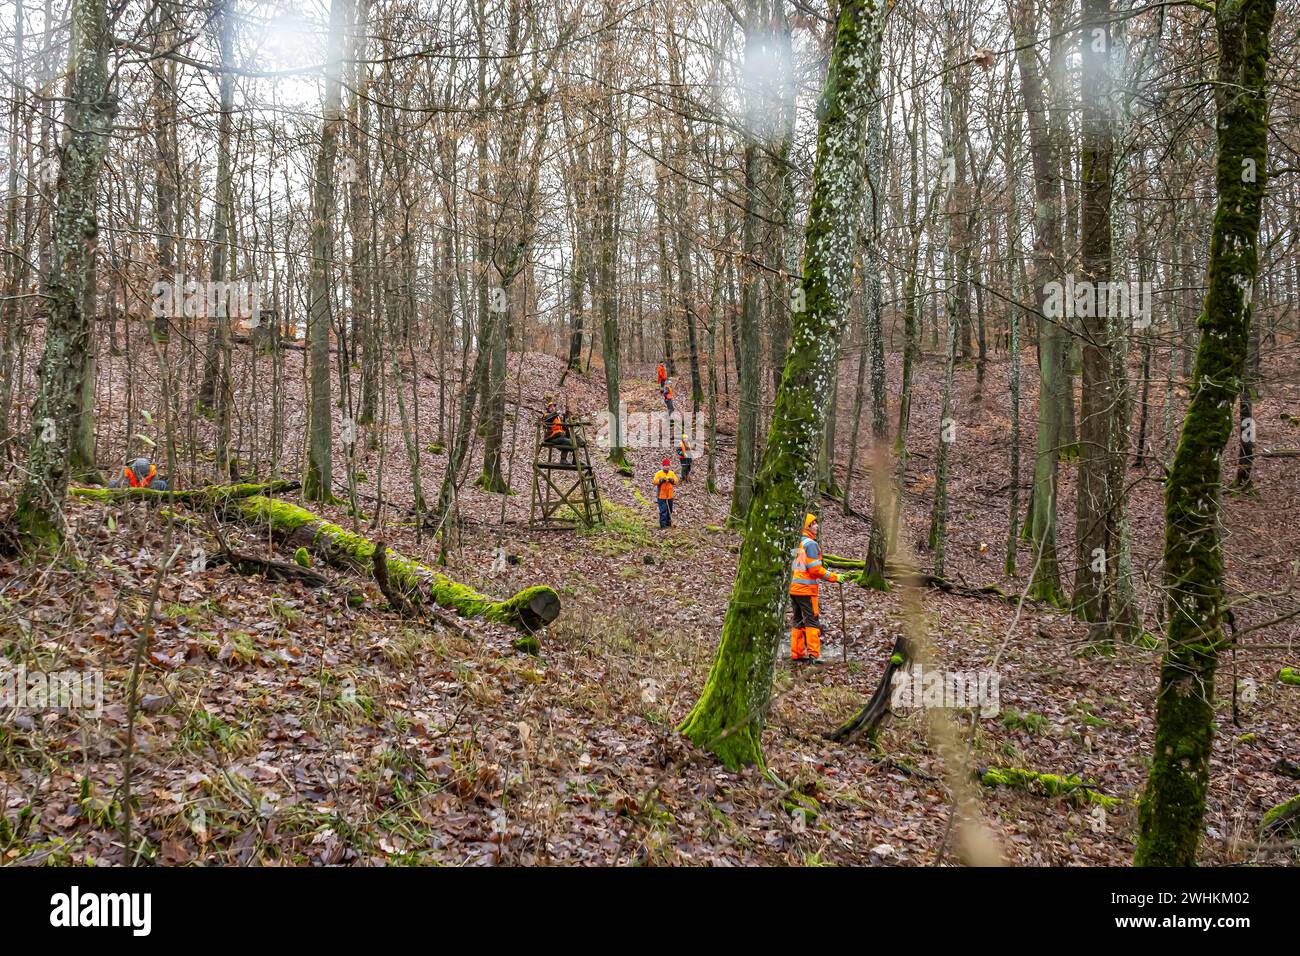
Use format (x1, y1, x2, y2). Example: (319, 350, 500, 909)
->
(205, 515, 328, 587)
(823, 553, 1024, 605)
(374, 541, 419, 617)
(207, 550, 328, 587)
(144, 505, 330, 588)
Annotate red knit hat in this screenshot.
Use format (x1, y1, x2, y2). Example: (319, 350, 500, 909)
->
(662, 458, 670, 467)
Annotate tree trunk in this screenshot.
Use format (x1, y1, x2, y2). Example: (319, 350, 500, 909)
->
(15, 0, 117, 551)
(1072, 0, 1116, 628)
(70, 257, 100, 482)
(150, 2, 177, 342)
(1234, 312, 1260, 489)
(302, 0, 349, 503)
(679, 0, 883, 770)
(351, 0, 378, 427)
(1135, 0, 1275, 867)
(732, 136, 764, 520)
(568, 258, 585, 371)
(1013, 0, 1066, 605)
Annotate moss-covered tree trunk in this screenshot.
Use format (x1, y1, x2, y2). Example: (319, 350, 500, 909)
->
(14, 0, 116, 551)
(76, 485, 559, 635)
(679, 0, 883, 770)
(71, 480, 299, 505)
(1134, 0, 1276, 867)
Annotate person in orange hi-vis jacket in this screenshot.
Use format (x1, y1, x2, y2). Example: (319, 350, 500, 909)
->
(789, 512, 838, 663)
(656, 361, 667, 387)
(653, 457, 677, 528)
(108, 457, 169, 490)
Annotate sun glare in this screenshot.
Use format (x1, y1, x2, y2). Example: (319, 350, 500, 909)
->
(259, 6, 320, 70)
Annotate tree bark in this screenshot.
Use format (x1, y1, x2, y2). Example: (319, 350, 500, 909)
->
(1013, 0, 1067, 605)
(1072, 0, 1116, 628)
(679, 0, 883, 770)
(302, 0, 349, 503)
(15, 0, 117, 551)
(1135, 0, 1275, 867)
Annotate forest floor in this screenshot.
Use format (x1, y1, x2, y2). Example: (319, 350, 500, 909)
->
(1, 336, 1299, 866)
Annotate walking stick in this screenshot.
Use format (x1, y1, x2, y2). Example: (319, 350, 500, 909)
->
(839, 580, 848, 665)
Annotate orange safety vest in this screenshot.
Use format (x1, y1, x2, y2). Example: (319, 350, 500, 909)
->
(654, 469, 677, 501)
(678, 436, 693, 459)
(790, 534, 826, 596)
(657, 364, 667, 385)
(544, 411, 564, 439)
(663, 384, 673, 401)
(124, 463, 157, 488)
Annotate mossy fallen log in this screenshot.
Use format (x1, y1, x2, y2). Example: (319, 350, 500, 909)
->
(71, 480, 300, 504)
(978, 766, 1120, 809)
(1279, 666, 1300, 686)
(1261, 793, 1300, 838)
(230, 496, 560, 633)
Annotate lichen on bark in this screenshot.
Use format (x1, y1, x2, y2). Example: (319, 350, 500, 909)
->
(678, 0, 883, 771)
(1134, 0, 1276, 867)
(13, 0, 116, 554)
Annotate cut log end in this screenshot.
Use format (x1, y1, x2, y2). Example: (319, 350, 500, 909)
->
(488, 585, 561, 633)
(520, 588, 561, 633)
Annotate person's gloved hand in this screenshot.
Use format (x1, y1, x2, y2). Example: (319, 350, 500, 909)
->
(827, 572, 839, 583)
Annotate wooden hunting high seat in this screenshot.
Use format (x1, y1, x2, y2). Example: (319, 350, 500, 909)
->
(529, 419, 604, 530)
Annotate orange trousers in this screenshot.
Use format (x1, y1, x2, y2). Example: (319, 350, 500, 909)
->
(790, 592, 820, 660)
